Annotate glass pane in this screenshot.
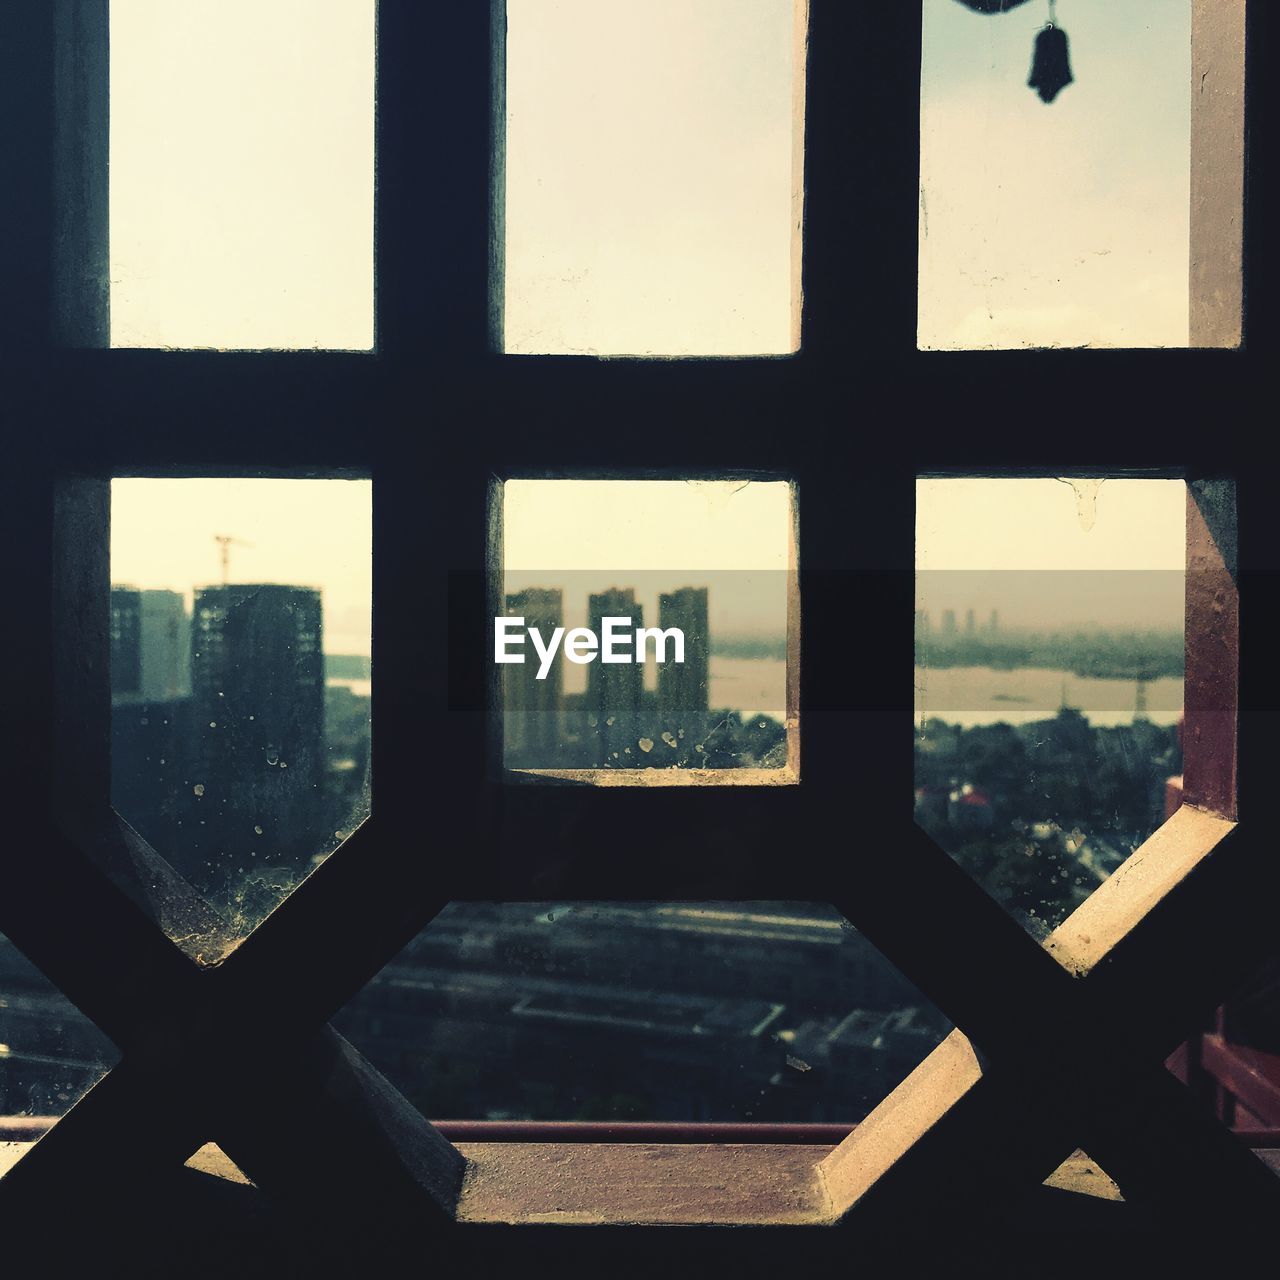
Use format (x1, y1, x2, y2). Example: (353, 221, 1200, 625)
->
(503, 0, 805, 356)
(110, 479, 371, 944)
(919, 0, 1192, 349)
(336, 903, 949, 1122)
(110, 0, 375, 350)
(0, 934, 117, 1145)
(915, 478, 1186, 937)
(502, 480, 795, 776)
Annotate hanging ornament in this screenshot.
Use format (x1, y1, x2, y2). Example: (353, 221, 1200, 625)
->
(1028, 2, 1073, 103)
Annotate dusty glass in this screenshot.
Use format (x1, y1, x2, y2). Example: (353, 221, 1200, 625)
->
(503, 0, 805, 356)
(919, 0, 1193, 349)
(110, 0, 375, 350)
(110, 478, 372, 946)
(337, 902, 950, 1122)
(915, 477, 1186, 937)
(501, 480, 796, 777)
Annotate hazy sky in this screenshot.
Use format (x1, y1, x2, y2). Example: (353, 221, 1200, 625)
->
(505, 0, 802, 356)
(917, 477, 1186, 629)
(111, 479, 373, 654)
(505, 479, 792, 641)
(110, 0, 375, 350)
(919, 0, 1192, 349)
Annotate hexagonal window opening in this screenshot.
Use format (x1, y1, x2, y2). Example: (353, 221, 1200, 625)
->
(110, 478, 371, 949)
(335, 902, 950, 1123)
(914, 476, 1214, 939)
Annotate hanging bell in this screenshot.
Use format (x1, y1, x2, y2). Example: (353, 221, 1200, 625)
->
(1028, 23, 1073, 103)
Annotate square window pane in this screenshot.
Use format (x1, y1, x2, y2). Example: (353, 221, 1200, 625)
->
(501, 480, 796, 779)
(109, 0, 376, 350)
(919, 0, 1196, 349)
(503, 0, 805, 356)
(110, 478, 371, 948)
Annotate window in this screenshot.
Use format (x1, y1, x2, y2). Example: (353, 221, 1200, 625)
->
(915, 477, 1187, 936)
(108, 0, 376, 350)
(499, 478, 798, 780)
(110, 477, 372, 947)
(501, 0, 806, 356)
(4, 0, 1273, 1262)
(335, 902, 949, 1124)
(918, 0, 1243, 349)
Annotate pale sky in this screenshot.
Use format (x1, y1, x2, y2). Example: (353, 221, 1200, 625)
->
(110, 0, 375, 350)
(504, 480, 793, 639)
(917, 477, 1186, 629)
(919, 0, 1192, 349)
(111, 478, 373, 655)
(504, 0, 803, 356)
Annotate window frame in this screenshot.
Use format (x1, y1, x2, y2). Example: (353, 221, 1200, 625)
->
(1, 0, 1276, 1253)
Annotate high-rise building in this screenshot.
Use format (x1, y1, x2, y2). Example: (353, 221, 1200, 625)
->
(189, 584, 326, 889)
(587, 588, 644, 765)
(657, 586, 709, 746)
(964, 607, 976, 637)
(111, 586, 191, 704)
(987, 609, 999, 636)
(139, 589, 191, 700)
(941, 609, 957, 636)
(504, 587, 565, 766)
(110, 587, 142, 699)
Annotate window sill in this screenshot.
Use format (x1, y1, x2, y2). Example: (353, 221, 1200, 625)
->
(504, 765, 799, 788)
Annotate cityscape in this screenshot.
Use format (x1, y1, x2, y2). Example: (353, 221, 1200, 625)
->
(504, 584, 788, 770)
(13, 570, 928, 1131)
(108, 581, 370, 930)
(914, 605, 1184, 936)
(0, 578, 1187, 1125)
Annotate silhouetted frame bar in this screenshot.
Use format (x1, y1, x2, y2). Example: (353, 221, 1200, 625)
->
(51, 0, 109, 347)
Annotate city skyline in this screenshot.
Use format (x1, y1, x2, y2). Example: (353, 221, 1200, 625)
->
(504, 480, 794, 651)
(110, 478, 373, 656)
(916, 478, 1186, 630)
(502, 579, 786, 770)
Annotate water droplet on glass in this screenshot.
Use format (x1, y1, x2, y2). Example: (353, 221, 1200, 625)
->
(638, 738, 654, 753)
(193, 783, 205, 796)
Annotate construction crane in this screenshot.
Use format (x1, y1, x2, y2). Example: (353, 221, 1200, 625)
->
(213, 534, 253, 584)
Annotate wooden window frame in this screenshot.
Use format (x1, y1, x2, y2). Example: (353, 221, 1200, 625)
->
(1, 0, 1275, 1258)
